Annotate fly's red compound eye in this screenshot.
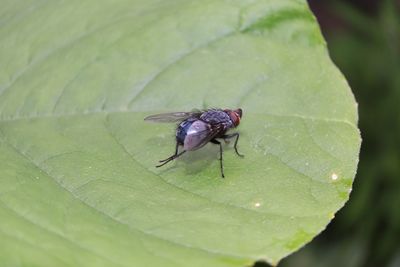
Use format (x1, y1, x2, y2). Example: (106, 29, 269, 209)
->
(224, 108, 242, 127)
(229, 111, 240, 126)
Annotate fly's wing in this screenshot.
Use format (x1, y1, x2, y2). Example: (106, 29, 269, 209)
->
(144, 111, 201, 123)
(183, 121, 224, 151)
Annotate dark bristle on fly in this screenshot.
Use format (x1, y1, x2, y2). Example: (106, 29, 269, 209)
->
(235, 108, 242, 118)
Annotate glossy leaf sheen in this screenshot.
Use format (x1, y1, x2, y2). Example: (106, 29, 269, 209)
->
(0, 1, 361, 266)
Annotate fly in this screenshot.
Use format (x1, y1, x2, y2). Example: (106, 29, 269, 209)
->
(144, 108, 244, 178)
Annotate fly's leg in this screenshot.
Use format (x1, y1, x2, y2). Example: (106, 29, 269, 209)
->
(157, 142, 186, 168)
(156, 151, 186, 167)
(158, 142, 179, 163)
(210, 139, 224, 178)
(223, 133, 244, 157)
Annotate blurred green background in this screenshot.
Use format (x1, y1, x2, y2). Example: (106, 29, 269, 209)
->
(257, 0, 400, 266)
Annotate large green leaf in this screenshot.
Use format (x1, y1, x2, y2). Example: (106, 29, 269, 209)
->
(0, 1, 361, 266)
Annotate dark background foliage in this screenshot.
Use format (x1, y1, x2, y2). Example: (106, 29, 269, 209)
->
(256, 0, 400, 266)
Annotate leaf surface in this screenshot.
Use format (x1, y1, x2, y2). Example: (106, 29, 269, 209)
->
(0, 1, 361, 266)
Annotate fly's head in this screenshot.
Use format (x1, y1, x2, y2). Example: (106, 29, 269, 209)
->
(225, 108, 242, 128)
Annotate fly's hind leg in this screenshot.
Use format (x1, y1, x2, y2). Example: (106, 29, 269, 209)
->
(210, 139, 224, 178)
(158, 142, 179, 163)
(223, 133, 244, 157)
(156, 142, 186, 168)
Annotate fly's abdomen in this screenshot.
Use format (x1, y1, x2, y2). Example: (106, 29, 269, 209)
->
(176, 119, 194, 145)
(183, 120, 210, 151)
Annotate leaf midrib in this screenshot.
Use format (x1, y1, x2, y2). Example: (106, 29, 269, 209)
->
(0, 109, 358, 129)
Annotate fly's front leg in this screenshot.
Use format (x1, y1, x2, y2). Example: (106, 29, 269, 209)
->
(223, 133, 244, 157)
(210, 139, 224, 178)
(157, 142, 186, 167)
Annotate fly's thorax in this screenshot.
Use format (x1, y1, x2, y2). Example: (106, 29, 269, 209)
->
(200, 109, 233, 128)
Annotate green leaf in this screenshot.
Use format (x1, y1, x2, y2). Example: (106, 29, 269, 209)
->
(0, 1, 360, 266)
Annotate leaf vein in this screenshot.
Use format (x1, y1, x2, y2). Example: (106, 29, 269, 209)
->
(0, 130, 249, 260)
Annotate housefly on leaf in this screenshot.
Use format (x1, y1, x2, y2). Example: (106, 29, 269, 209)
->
(144, 108, 244, 178)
